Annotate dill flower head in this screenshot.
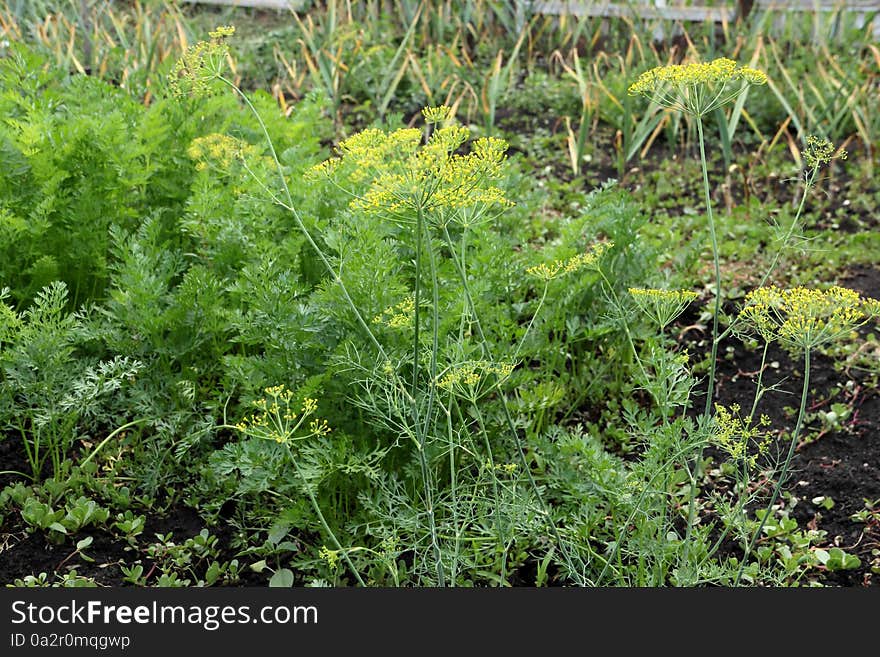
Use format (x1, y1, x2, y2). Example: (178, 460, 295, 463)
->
(739, 285, 880, 351)
(435, 360, 514, 399)
(526, 241, 613, 282)
(421, 105, 453, 125)
(169, 26, 235, 99)
(712, 403, 772, 469)
(373, 296, 416, 329)
(186, 133, 257, 171)
(235, 384, 331, 445)
(628, 57, 767, 117)
(628, 287, 699, 329)
(802, 135, 847, 170)
(306, 112, 513, 223)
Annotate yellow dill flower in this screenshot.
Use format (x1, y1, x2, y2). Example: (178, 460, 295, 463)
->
(628, 57, 767, 117)
(209, 25, 235, 39)
(186, 133, 256, 171)
(526, 242, 613, 282)
(422, 105, 453, 124)
(169, 26, 235, 99)
(235, 385, 331, 445)
(803, 135, 847, 170)
(318, 546, 339, 570)
(483, 460, 518, 475)
(373, 296, 416, 329)
(308, 111, 513, 222)
(739, 286, 880, 351)
(712, 403, 772, 469)
(628, 287, 699, 329)
(436, 360, 514, 398)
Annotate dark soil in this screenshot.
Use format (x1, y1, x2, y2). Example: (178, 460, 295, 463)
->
(0, 484, 264, 587)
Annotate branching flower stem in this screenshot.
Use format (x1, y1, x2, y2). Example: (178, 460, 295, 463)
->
(734, 348, 811, 586)
(440, 225, 593, 585)
(218, 75, 386, 358)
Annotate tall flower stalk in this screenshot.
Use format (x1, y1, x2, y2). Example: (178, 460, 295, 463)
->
(734, 286, 880, 583)
(629, 57, 767, 581)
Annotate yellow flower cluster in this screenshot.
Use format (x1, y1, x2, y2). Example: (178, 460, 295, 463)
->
(712, 403, 772, 469)
(186, 133, 256, 171)
(628, 57, 767, 117)
(436, 360, 514, 395)
(803, 135, 847, 170)
(484, 460, 518, 475)
(628, 287, 699, 329)
(421, 105, 453, 125)
(307, 116, 512, 221)
(373, 296, 416, 329)
(318, 545, 340, 570)
(235, 384, 331, 445)
(169, 26, 235, 99)
(526, 242, 613, 282)
(739, 286, 880, 351)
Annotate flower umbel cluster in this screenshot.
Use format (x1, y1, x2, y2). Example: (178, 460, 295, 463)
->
(421, 105, 453, 125)
(628, 57, 767, 117)
(628, 287, 699, 329)
(373, 296, 416, 329)
(186, 133, 257, 171)
(307, 107, 512, 223)
(526, 242, 613, 282)
(803, 135, 847, 170)
(235, 384, 331, 445)
(436, 360, 514, 399)
(739, 286, 880, 351)
(169, 26, 235, 99)
(712, 403, 773, 469)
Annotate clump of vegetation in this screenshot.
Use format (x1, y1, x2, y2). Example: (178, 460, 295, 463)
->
(1, 2, 879, 589)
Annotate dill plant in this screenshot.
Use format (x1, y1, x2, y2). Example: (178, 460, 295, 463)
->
(627, 58, 766, 582)
(623, 59, 872, 584)
(732, 286, 880, 583)
(169, 29, 608, 586)
(628, 57, 767, 419)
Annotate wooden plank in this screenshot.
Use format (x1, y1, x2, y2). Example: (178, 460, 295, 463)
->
(755, 0, 880, 9)
(532, 1, 879, 20)
(753, 0, 880, 39)
(181, 0, 305, 9)
(532, 2, 739, 22)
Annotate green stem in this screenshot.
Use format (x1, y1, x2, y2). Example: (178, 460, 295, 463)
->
(679, 115, 722, 583)
(412, 209, 423, 399)
(80, 419, 149, 467)
(735, 348, 811, 586)
(757, 166, 818, 289)
(472, 398, 508, 584)
(512, 284, 548, 363)
(220, 76, 385, 357)
(412, 206, 445, 587)
(440, 225, 591, 585)
(445, 398, 461, 584)
(284, 444, 366, 587)
(698, 116, 722, 420)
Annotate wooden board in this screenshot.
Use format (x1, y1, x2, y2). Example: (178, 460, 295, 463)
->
(531, 1, 879, 21)
(531, 2, 739, 22)
(181, 0, 305, 9)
